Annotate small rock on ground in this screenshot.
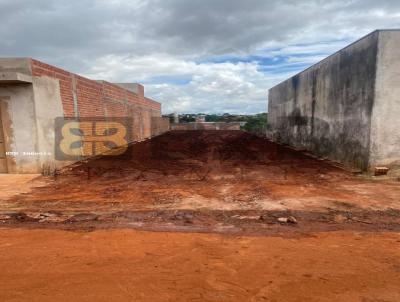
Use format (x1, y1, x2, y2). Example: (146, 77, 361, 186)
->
(277, 216, 298, 224)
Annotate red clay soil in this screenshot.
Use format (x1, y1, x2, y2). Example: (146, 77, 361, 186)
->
(0, 229, 400, 302)
(0, 130, 399, 234)
(0, 131, 400, 301)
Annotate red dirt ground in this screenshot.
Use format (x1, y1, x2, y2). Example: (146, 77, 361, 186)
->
(2, 131, 400, 209)
(0, 229, 400, 302)
(0, 130, 399, 301)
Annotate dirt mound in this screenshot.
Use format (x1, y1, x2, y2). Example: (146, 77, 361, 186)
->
(2, 130, 399, 235)
(63, 130, 341, 182)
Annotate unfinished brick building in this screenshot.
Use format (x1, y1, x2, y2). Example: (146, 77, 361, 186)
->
(0, 58, 168, 174)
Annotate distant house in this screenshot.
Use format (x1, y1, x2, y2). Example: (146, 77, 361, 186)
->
(195, 114, 206, 123)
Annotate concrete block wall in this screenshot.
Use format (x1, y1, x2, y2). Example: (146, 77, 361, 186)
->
(0, 58, 166, 174)
(267, 30, 400, 171)
(369, 31, 400, 167)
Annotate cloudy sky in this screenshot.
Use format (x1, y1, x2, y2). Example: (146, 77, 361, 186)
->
(1, 0, 400, 114)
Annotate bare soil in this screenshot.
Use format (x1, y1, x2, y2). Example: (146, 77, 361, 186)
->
(1, 130, 399, 234)
(0, 130, 399, 301)
(1, 229, 400, 302)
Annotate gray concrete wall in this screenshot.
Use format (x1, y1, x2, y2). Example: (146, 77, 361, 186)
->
(115, 83, 144, 97)
(0, 58, 70, 174)
(369, 31, 400, 167)
(32, 76, 68, 172)
(0, 79, 67, 174)
(0, 84, 39, 173)
(268, 31, 380, 170)
(0, 58, 32, 76)
(0, 58, 38, 173)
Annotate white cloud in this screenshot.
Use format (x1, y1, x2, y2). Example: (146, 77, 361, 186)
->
(85, 54, 271, 114)
(1, 0, 400, 113)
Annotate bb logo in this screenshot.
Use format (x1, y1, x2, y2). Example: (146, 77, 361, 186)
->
(55, 117, 132, 160)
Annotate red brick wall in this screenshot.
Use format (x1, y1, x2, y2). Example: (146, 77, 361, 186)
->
(151, 117, 171, 136)
(30, 59, 162, 140)
(31, 59, 77, 117)
(76, 76, 104, 117)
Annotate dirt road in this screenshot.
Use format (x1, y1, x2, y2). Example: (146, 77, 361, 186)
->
(1, 229, 400, 302)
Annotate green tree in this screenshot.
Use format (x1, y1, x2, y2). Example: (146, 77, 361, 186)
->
(242, 113, 268, 136)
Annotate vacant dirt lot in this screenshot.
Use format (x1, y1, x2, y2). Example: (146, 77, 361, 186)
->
(0, 130, 399, 301)
(1, 229, 400, 302)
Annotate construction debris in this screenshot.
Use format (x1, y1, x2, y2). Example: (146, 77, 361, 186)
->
(374, 166, 390, 176)
(0, 214, 10, 221)
(277, 216, 298, 224)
